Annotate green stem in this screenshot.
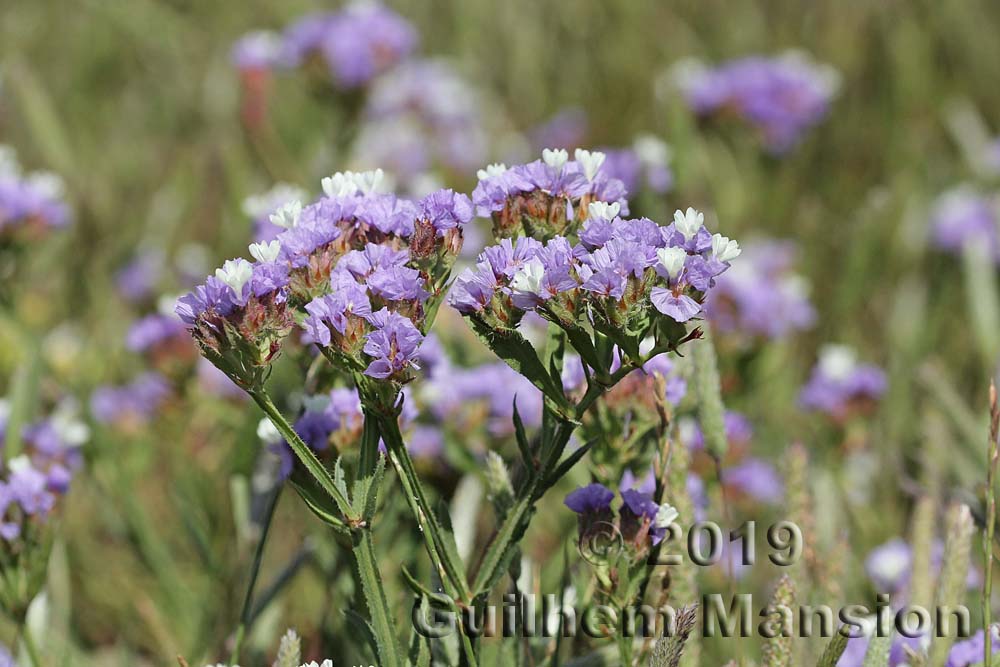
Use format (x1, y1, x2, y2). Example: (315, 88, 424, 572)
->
(228, 484, 282, 666)
(376, 413, 471, 603)
(20, 624, 43, 667)
(249, 390, 356, 521)
(352, 526, 404, 667)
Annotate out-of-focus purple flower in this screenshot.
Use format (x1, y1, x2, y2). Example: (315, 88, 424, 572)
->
(280, 3, 417, 89)
(673, 52, 839, 152)
(354, 59, 487, 180)
(929, 187, 1000, 262)
(231, 31, 282, 72)
(864, 538, 912, 593)
(564, 483, 614, 515)
(90, 372, 172, 427)
(126, 313, 188, 353)
(114, 250, 165, 303)
(946, 626, 1000, 667)
(421, 361, 543, 436)
(529, 108, 588, 152)
(362, 309, 423, 379)
(722, 458, 784, 504)
(0, 146, 72, 234)
(197, 358, 246, 399)
(408, 425, 444, 459)
(799, 345, 886, 418)
(705, 239, 815, 340)
(683, 411, 754, 451)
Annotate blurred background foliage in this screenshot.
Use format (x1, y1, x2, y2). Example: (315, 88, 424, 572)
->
(3, 0, 1000, 665)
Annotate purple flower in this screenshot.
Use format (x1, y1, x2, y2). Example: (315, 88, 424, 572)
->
(448, 263, 500, 314)
(946, 627, 1000, 667)
(417, 189, 473, 233)
(705, 239, 815, 340)
(355, 194, 417, 237)
(280, 4, 417, 89)
(564, 483, 614, 515)
(675, 52, 839, 152)
(362, 309, 424, 379)
(114, 250, 165, 303)
(722, 458, 783, 504)
(799, 345, 886, 417)
(302, 280, 372, 346)
(650, 287, 702, 322)
(91, 372, 171, 426)
(600, 138, 673, 195)
(408, 425, 444, 459)
(529, 108, 588, 151)
(175, 276, 236, 325)
(366, 265, 429, 303)
(126, 313, 188, 353)
(929, 188, 1000, 262)
(864, 538, 912, 593)
(0, 148, 72, 233)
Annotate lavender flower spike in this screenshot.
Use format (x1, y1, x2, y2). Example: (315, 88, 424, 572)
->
(362, 308, 424, 380)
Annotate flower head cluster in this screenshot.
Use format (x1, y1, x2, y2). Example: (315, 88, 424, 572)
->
(90, 372, 172, 429)
(0, 145, 71, 239)
(799, 344, 886, 419)
(674, 51, 839, 152)
(929, 187, 1000, 262)
(704, 239, 815, 341)
(0, 400, 86, 614)
(279, 2, 416, 89)
(471, 149, 630, 240)
(353, 59, 487, 181)
(564, 482, 678, 555)
(176, 248, 293, 388)
(452, 193, 739, 359)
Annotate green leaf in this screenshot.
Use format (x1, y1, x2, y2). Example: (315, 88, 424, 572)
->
(816, 632, 849, 667)
(470, 318, 570, 413)
(545, 441, 593, 490)
(512, 398, 535, 471)
(691, 324, 728, 461)
(862, 629, 893, 667)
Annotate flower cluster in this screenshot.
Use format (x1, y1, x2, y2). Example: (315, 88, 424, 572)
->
(674, 51, 839, 152)
(454, 175, 740, 358)
(798, 344, 886, 419)
(704, 239, 815, 341)
(278, 2, 417, 89)
(470, 149, 630, 241)
(353, 59, 487, 183)
(0, 400, 87, 616)
(929, 187, 1000, 262)
(0, 145, 71, 240)
(179, 170, 471, 391)
(564, 482, 678, 555)
(90, 372, 172, 428)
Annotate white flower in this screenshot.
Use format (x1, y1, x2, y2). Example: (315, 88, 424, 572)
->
(215, 258, 254, 297)
(654, 503, 679, 529)
(50, 401, 89, 446)
(321, 171, 359, 198)
(299, 661, 333, 667)
(656, 247, 687, 280)
(574, 149, 606, 181)
(241, 183, 307, 219)
(256, 418, 282, 445)
(673, 207, 704, 242)
(302, 394, 331, 413)
(8, 455, 31, 473)
(542, 148, 569, 170)
(633, 134, 671, 166)
(711, 233, 741, 262)
(352, 168, 384, 194)
(0, 145, 20, 179)
(510, 258, 546, 296)
(476, 162, 507, 181)
(26, 171, 64, 199)
(587, 201, 620, 221)
(268, 200, 302, 230)
(248, 240, 281, 263)
(0, 399, 9, 425)
(818, 344, 857, 381)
